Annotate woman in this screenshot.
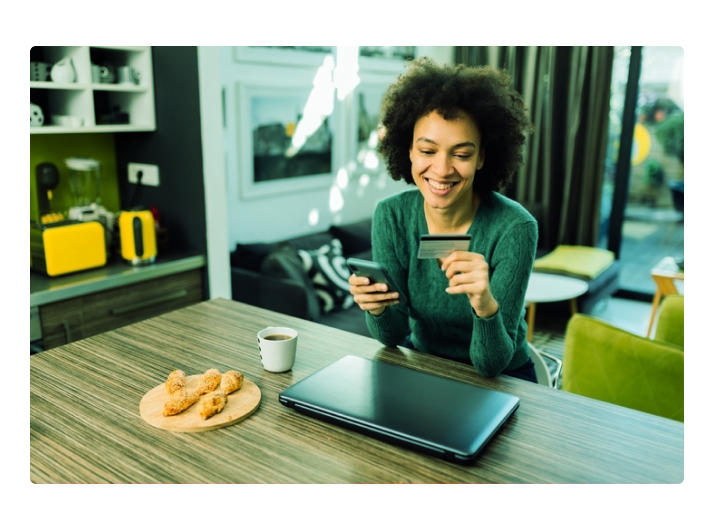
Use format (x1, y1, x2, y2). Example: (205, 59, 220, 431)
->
(349, 57, 538, 382)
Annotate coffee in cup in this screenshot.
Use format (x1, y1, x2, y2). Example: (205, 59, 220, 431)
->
(264, 334, 293, 341)
(257, 327, 298, 372)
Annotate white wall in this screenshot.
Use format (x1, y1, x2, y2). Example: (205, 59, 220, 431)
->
(218, 47, 454, 248)
(416, 46, 454, 65)
(198, 46, 231, 299)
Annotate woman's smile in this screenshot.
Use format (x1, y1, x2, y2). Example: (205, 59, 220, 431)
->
(424, 177, 458, 193)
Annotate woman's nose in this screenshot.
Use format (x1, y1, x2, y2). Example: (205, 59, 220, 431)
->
(433, 154, 453, 176)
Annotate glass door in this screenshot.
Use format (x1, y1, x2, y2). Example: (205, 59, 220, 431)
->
(599, 46, 684, 299)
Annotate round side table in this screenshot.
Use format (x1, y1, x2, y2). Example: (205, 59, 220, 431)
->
(524, 272, 589, 341)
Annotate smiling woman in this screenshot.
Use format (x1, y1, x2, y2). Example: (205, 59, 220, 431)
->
(348, 57, 539, 381)
(410, 110, 485, 228)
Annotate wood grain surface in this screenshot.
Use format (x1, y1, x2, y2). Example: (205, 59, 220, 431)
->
(139, 375, 261, 432)
(30, 298, 684, 484)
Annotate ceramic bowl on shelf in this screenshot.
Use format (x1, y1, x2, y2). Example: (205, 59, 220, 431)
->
(51, 115, 84, 127)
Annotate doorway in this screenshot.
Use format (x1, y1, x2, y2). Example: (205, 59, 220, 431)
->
(598, 46, 684, 300)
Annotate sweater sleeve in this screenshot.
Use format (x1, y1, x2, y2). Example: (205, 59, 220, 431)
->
(469, 219, 537, 377)
(364, 200, 411, 347)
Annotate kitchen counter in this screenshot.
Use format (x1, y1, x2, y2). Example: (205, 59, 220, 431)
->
(30, 250, 206, 308)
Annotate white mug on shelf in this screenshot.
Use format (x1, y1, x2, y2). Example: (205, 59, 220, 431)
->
(117, 66, 133, 84)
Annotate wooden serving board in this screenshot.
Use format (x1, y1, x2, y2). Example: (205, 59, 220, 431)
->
(139, 374, 261, 433)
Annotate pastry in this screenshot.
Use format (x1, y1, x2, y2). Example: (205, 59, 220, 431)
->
(163, 389, 200, 416)
(199, 390, 227, 420)
(221, 370, 244, 394)
(165, 369, 186, 394)
(197, 369, 222, 395)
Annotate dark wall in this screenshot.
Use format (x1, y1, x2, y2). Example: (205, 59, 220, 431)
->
(114, 46, 206, 258)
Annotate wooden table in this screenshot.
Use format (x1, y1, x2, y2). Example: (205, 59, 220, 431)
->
(646, 256, 684, 338)
(524, 272, 589, 341)
(30, 298, 684, 483)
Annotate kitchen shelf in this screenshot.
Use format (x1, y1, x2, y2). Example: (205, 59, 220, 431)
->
(31, 124, 157, 134)
(92, 83, 149, 92)
(30, 81, 87, 90)
(30, 46, 156, 134)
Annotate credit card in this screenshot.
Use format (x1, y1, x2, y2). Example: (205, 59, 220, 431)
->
(417, 235, 472, 259)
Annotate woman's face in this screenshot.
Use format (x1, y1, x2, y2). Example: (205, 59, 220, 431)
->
(409, 109, 484, 213)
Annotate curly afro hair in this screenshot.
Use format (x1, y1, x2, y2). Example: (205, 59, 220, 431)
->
(377, 57, 533, 196)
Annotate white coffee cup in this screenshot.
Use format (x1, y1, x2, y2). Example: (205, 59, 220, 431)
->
(257, 326, 298, 372)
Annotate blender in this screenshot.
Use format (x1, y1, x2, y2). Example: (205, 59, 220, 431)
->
(65, 157, 115, 252)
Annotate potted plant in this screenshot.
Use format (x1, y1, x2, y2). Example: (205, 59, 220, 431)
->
(655, 112, 684, 213)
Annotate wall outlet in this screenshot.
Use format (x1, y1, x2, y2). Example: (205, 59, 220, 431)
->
(128, 163, 160, 187)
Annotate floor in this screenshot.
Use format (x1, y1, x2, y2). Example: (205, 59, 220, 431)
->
(614, 205, 684, 294)
(533, 296, 655, 338)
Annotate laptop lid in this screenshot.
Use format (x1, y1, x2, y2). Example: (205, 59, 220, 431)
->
(279, 355, 520, 464)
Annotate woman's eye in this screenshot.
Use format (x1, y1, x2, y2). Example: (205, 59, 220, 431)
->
(455, 153, 471, 159)
(420, 150, 434, 155)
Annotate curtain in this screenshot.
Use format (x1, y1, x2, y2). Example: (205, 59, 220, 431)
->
(455, 46, 614, 249)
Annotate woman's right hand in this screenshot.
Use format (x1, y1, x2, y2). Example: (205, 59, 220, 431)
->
(348, 274, 400, 316)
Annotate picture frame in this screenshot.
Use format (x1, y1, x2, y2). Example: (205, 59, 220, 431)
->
(355, 82, 388, 157)
(236, 80, 340, 200)
(233, 46, 334, 67)
(358, 46, 417, 73)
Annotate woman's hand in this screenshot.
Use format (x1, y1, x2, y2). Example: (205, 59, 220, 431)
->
(349, 274, 400, 316)
(441, 251, 499, 319)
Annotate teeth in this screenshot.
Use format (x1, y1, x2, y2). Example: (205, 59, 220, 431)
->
(426, 179, 455, 190)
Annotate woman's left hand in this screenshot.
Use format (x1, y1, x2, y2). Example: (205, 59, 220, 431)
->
(441, 251, 499, 319)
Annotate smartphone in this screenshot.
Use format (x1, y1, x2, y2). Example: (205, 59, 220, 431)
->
(346, 258, 406, 303)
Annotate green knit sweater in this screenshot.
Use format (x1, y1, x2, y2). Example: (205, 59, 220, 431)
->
(365, 189, 538, 377)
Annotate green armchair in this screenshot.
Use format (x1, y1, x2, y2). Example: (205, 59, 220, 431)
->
(562, 294, 684, 422)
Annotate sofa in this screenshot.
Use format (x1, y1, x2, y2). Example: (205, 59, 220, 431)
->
(230, 219, 375, 337)
(229, 216, 621, 337)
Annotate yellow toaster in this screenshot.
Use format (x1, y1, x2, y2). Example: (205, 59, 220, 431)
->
(30, 220, 107, 277)
(119, 210, 157, 264)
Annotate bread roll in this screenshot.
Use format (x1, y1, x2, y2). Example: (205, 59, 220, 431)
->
(199, 390, 227, 420)
(197, 369, 221, 395)
(221, 370, 244, 394)
(163, 389, 200, 416)
(165, 369, 186, 394)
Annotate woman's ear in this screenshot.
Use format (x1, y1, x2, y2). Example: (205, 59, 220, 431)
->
(477, 148, 485, 170)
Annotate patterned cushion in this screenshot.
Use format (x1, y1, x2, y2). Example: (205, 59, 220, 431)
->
(298, 239, 354, 313)
(260, 242, 321, 321)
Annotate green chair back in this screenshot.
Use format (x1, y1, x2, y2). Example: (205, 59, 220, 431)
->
(563, 314, 684, 422)
(654, 294, 684, 348)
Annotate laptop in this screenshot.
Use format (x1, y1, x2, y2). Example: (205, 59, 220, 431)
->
(279, 355, 520, 464)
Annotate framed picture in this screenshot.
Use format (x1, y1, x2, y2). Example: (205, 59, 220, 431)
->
(358, 46, 417, 72)
(236, 81, 339, 199)
(233, 46, 334, 67)
(356, 83, 388, 152)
